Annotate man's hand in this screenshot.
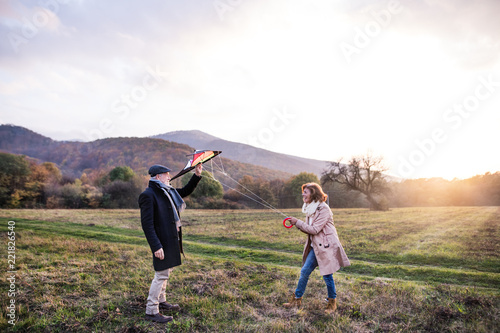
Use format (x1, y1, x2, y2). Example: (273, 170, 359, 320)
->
(195, 163, 203, 176)
(154, 248, 164, 260)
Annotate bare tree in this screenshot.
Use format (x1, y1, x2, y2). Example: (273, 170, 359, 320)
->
(322, 153, 390, 211)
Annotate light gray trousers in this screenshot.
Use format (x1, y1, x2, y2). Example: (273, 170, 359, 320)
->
(145, 268, 171, 315)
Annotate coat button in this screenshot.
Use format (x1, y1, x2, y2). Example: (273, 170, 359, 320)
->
(319, 244, 322, 246)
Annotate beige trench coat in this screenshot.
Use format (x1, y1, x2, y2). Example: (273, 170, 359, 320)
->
(295, 202, 350, 276)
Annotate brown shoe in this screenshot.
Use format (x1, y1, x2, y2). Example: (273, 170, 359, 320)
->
(283, 292, 302, 308)
(159, 302, 181, 312)
(145, 312, 173, 323)
(325, 298, 337, 314)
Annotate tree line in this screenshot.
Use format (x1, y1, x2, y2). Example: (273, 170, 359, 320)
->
(1, 152, 498, 209)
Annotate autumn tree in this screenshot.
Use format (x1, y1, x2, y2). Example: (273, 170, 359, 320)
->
(233, 175, 277, 209)
(182, 170, 224, 199)
(320, 176, 368, 208)
(102, 167, 142, 208)
(322, 153, 390, 211)
(269, 179, 286, 207)
(109, 166, 135, 182)
(284, 172, 320, 207)
(0, 152, 30, 207)
(59, 179, 85, 208)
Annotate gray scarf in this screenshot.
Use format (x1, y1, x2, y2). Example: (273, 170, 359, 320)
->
(150, 178, 186, 223)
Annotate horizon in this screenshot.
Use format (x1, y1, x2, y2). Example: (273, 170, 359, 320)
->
(2, 122, 497, 181)
(1, 1, 499, 180)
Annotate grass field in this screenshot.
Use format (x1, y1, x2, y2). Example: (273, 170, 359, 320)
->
(0, 207, 499, 332)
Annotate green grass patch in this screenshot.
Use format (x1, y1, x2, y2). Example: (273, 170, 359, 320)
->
(0, 207, 499, 332)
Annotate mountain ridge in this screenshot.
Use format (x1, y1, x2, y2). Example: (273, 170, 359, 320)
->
(0, 125, 289, 181)
(151, 130, 330, 176)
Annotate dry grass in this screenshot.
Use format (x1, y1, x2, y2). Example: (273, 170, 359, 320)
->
(0, 207, 498, 332)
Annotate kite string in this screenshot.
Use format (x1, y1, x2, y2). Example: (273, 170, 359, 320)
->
(206, 156, 288, 218)
(216, 168, 281, 214)
(211, 156, 276, 209)
(211, 174, 288, 217)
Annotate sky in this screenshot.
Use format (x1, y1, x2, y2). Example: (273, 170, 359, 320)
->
(1, 0, 499, 180)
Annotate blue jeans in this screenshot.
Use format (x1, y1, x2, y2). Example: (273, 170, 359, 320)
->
(295, 248, 336, 299)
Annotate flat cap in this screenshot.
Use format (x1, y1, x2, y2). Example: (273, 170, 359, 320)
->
(148, 164, 171, 176)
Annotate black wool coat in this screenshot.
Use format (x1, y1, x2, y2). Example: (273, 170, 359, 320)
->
(138, 174, 201, 271)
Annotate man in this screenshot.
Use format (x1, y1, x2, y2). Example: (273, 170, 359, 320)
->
(138, 163, 203, 323)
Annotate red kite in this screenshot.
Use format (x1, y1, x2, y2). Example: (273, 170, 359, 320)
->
(170, 150, 222, 180)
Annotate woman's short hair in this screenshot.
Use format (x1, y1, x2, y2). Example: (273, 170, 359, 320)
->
(301, 182, 328, 203)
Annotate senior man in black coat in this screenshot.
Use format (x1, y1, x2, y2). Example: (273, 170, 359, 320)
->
(139, 163, 202, 323)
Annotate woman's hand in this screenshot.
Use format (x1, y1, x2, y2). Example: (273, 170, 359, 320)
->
(289, 217, 298, 225)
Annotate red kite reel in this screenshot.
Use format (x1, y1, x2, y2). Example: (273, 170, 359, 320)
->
(283, 217, 293, 228)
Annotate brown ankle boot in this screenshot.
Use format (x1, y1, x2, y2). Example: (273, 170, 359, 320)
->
(283, 292, 302, 308)
(325, 298, 337, 314)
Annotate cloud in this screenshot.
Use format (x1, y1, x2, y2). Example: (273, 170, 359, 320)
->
(0, 0, 499, 178)
(395, 0, 500, 70)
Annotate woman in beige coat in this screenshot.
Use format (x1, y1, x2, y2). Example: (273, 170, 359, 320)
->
(283, 182, 350, 314)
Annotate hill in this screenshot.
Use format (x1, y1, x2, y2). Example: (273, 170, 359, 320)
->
(152, 130, 330, 176)
(0, 125, 289, 181)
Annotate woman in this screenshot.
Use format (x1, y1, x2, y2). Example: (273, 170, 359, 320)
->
(283, 182, 350, 314)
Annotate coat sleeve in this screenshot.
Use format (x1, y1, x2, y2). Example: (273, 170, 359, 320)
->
(176, 174, 202, 198)
(138, 191, 162, 253)
(295, 205, 331, 235)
